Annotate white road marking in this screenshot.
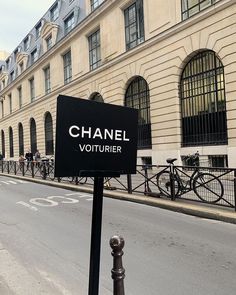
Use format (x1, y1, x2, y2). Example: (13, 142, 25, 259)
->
(47, 196, 79, 204)
(16, 201, 38, 211)
(0, 181, 10, 185)
(29, 198, 58, 207)
(16, 180, 29, 184)
(65, 192, 91, 197)
(8, 181, 17, 184)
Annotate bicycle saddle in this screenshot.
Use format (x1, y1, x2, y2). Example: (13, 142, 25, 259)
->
(166, 158, 177, 164)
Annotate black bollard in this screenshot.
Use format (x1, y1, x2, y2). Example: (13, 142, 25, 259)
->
(110, 235, 125, 295)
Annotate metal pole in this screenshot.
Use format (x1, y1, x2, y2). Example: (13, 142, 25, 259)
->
(110, 235, 125, 295)
(127, 174, 132, 194)
(170, 165, 175, 201)
(88, 176, 104, 295)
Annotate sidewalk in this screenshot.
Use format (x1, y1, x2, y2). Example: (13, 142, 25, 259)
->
(1, 173, 236, 225)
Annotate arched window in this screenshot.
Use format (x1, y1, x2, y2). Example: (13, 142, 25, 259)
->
(90, 92, 104, 103)
(1, 130, 5, 158)
(9, 127, 14, 157)
(180, 50, 228, 146)
(30, 118, 37, 154)
(125, 76, 152, 149)
(44, 112, 54, 155)
(18, 123, 24, 156)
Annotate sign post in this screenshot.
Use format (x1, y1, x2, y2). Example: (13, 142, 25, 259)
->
(54, 95, 138, 295)
(88, 176, 104, 295)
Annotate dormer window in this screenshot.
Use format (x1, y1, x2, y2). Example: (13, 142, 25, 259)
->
(64, 12, 75, 34)
(91, 0, 103, 11)
(50, 3, 59, 22)
(31, 49, 37, 64)
(23, 37, 30, 51)
(46, 35, 52, 50)
(14, 48, 19, 61)
(35, 22, 42, 39)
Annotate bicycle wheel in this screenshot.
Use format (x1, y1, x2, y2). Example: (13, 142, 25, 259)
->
(48, 166, 55, 181)
(67, 176, 75, 183)
(193, 173, 224, 203)
(78, 177, 87, 184)
(156, 171, 181, 198)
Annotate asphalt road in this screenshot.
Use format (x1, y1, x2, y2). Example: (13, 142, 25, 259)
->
(0, 175, 236, 295)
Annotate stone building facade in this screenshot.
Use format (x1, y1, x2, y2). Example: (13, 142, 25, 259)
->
(0, 0, 236, 167)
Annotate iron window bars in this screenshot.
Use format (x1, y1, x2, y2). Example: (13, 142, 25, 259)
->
(180, 50, 228, 146)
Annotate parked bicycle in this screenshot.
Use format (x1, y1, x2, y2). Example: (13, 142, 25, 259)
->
(39, 157, 55, 180)
(156, 153, 224, 203)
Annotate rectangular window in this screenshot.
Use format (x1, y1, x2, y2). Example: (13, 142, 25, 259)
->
(9, 94, 12, 114)
(64, 12, 75, 34)
(44, 66, 51, 94)
(31, 49, 37, 64)
(208, 155, 228, 168)
(182, 0, 221, 20)
(124, 0, 145, 50)
(1, 101, 4, 118)
(46, 35, 52, 50)
(50, 3, 59, 22)
(29, 78, 35, 102)
(18, 86, 22, 109)
(35, 22, 42, 39)
(14, 48, 19, 61)
(63, 51, 72, 84)
(91, 0, 103, 11)
(23, 37, 30, 51)
(88, 29, 101, 70)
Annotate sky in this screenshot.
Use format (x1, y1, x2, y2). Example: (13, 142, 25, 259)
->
(0, 0, 55, 54)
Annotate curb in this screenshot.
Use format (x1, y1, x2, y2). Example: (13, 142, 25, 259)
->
(1, 173, 236, 225)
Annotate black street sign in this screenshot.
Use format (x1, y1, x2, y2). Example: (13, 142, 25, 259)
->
(54, 94, 138, 295)
(54, 95, 138, 177)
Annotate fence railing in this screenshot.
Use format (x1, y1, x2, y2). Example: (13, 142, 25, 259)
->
(0, 160, 236, 211)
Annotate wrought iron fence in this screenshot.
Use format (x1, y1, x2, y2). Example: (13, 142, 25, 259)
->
(0, 160, 235, 211)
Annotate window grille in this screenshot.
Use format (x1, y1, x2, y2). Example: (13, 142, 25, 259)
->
(30, 119, 37, 154)
(1, 130, 5, 158)
(9, 127, 14, 158)
(180, 50, 227, 146)
(209, 155, 228, 168)
(125, 76, 152, 149)
(90, 92, 104, 102)
(45, 113, 54, 155)
(18, 123, 24, 156)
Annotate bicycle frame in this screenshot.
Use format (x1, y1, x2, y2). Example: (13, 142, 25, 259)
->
(174, 165, 200, 192)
